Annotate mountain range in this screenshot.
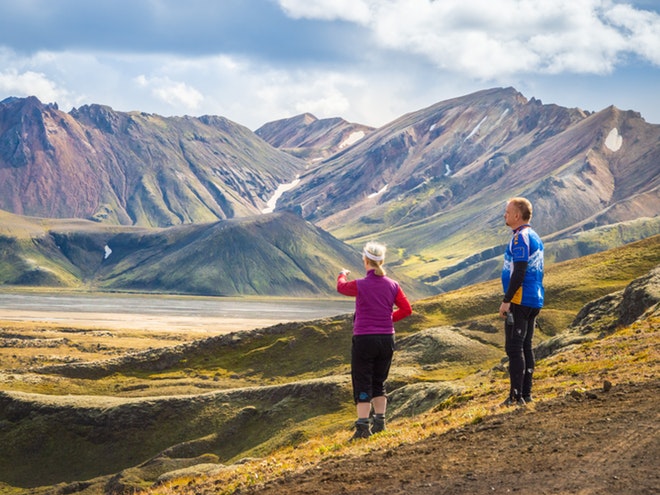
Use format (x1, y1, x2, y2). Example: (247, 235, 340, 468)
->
(269, 87, 660, 290)
(0, 87, 658, 295)
(0, 96, 304, 226)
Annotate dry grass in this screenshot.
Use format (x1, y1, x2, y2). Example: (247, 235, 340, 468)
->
(148, 314, 659, 495)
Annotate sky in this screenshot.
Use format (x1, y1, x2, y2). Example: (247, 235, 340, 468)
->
(1, 0, 659, 130)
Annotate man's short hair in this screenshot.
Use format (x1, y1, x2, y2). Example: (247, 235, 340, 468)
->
(509, 197, 533, 222)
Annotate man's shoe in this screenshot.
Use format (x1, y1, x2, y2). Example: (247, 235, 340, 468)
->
(500, 396, 526, 407)
(350, 420, 372, 441)
(522, 395, 533, 403)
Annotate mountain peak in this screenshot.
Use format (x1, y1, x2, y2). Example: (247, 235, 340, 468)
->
(256, 113, 374, 162)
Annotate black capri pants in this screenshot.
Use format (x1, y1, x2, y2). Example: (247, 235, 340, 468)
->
(351, 334, 395, 403)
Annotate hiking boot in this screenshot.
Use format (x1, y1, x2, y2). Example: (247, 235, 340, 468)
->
(350, 420, 372, 441)
(522, 395, 533, 403)
(500, 396, 526, 407)
(372, 415, 386, 434)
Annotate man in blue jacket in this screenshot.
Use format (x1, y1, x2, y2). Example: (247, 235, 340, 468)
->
(499, 197, 544, 406)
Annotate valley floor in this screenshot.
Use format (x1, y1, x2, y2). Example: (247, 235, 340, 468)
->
(239, 378, 659, 495)
(0, 291, 353, 334)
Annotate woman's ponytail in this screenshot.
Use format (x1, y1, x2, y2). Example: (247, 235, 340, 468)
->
(363, 241, 387, 277)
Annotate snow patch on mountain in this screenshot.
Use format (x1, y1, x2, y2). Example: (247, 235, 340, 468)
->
(496, 108, 510, 124)
(339, 131, 365, 149)
(262, 176, 301, 214)
(465, 116, 488, 141)
(605, 128, 623, 151)
(368, 184, 388, 199)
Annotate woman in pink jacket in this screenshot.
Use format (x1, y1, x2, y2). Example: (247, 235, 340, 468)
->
(337, 241, 412, 440)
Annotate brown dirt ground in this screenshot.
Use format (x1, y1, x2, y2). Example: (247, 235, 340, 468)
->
(244, 379, 659, 495)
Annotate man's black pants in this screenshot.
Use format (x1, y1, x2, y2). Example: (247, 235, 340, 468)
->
(505, 304, 540, 399)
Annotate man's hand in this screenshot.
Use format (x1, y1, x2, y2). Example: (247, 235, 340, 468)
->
(499, 301, 511, 318)
(340, 269, 351, 277)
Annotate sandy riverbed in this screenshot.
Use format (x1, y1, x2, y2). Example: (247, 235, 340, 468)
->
(0, 292, 354, 335)
(0, 309, 285, 334)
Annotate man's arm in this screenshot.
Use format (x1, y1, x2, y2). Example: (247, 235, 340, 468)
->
(499, 261, 528, 317)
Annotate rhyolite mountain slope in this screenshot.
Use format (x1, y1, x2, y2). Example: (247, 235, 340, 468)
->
(0, 96, 304, 227)
(255, 113, 374, 163)
(275, 87, 660, 290)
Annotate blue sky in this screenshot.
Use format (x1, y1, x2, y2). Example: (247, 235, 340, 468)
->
(1, 0, 659, 130)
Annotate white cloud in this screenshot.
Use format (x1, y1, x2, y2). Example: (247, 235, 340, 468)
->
(281, 77, 354, 116)
(277, 0, 660, 78)
(372, 0, 636, 77)
(135, 75, 204, 111)
(278, 0, 373, 23)
(0, 68, 67, 104)
(0, 48, 119, 110)
(606, 3, 660, 65)
(1, 1, 658, 129)
(118, 55, 375, 127)
(127, 56, 354, 124)
(252, 68, 381, 124)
